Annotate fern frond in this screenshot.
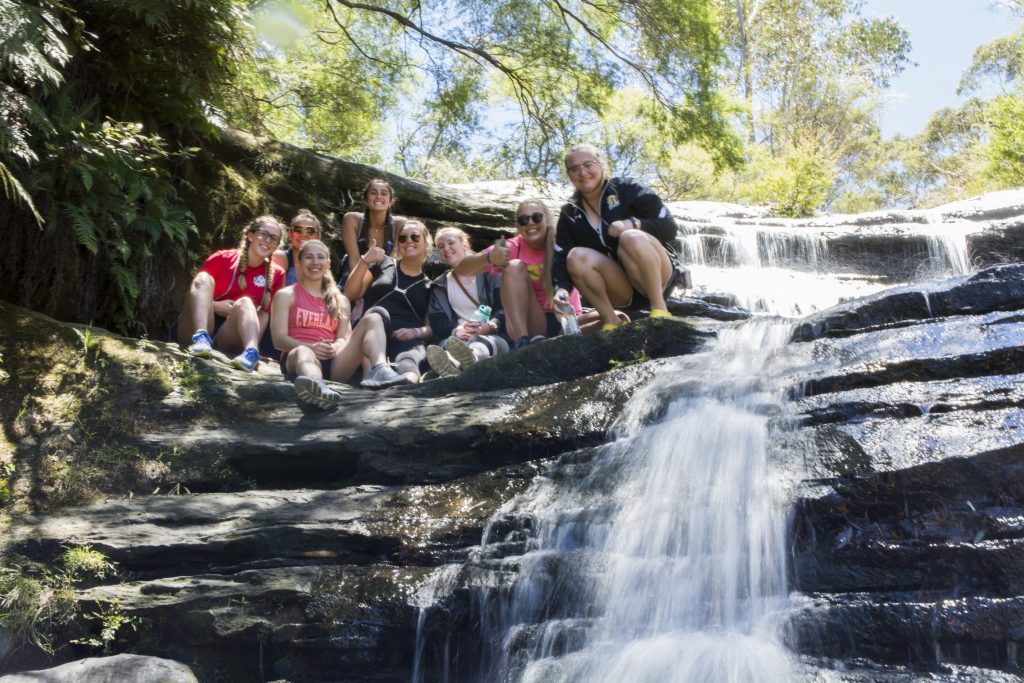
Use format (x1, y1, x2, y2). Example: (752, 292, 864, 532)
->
(108, 263, 139, 300)
(0, 161, 43, 225)
(61, 203, 99, 253)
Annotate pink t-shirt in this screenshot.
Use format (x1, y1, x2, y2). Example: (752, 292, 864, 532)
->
(484, 235, 582, 314)
(199, 249, 285, 312)
(287, 284, 338, 344)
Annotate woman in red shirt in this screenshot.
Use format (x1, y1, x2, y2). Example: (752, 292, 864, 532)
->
(176, 216, 286, 372)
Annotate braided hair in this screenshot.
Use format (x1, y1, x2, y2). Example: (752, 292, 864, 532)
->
(297, 239, 345, 321)
(238, 215, 283, 309)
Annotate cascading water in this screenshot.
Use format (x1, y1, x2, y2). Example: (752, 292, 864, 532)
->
(415, 321, 809, 683)
(413, 203, 992, 682)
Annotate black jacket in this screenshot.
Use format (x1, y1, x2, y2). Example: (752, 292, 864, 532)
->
(427, 270, 506, 341)
(553, 176, 678, 291)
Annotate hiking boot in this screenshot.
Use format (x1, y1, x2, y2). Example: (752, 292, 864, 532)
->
(190, 329, 214, 357)
(445, 337, 477, 369)
(294, 375, 342, 409)
(427, 345, 460, 378)
(360, 363, 410, 389)
(230, 347, 260, 372)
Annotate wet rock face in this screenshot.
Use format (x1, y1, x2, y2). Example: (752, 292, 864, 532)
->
(784, 264, 1024, 676)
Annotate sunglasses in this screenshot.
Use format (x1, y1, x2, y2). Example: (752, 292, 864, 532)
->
(398, 233, 423, 243)
(250, 228, 281, 242)
(516, 212, 545, 226)
(290, 225, 319, 237)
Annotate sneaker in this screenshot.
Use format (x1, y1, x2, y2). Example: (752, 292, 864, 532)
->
(294, 375, 342, 409)
(360, 363, 411, 389)
(427, 345, 460, 378)
(230, 347, 260, 373)
(529, 335, 547, 344)
(512, 335, 532, 351)
(445, 337, 477, 369)
(190, 329, 214, 357)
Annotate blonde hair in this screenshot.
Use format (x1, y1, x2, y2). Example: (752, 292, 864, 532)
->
(238, 215, 283, 309)
(394, 220, 432, 259)
(564, 142, 607, 171)
(297, 239, 344, 320)
(434, 226, 473, 253)
(516, 199, 557, 306)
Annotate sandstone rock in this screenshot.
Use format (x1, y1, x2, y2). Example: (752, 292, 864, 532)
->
(0, 654, 197, 682)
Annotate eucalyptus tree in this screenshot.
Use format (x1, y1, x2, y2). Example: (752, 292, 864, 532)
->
(230, 0, 741, 178)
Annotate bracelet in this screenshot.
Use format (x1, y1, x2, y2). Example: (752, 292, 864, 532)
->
(630, 217, 640, 230)
(414, 327, 421, 338)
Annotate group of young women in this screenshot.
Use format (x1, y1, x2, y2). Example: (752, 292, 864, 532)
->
(175, 144, 683, 407)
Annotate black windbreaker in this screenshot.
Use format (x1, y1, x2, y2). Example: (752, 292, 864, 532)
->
(552, 176, 678, 292)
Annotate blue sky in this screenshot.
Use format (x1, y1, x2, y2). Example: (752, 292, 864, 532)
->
(861, 1, 1018, 137)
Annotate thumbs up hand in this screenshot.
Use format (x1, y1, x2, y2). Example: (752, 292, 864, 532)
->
(362, 238, 386, 266)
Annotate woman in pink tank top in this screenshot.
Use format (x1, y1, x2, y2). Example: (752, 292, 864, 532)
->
(270, 240, 409, 408)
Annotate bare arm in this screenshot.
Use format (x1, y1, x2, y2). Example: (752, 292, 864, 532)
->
(340, 212, 364, 271)
(270, 288, 305, 353)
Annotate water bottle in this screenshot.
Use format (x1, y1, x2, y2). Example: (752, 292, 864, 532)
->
(471, 304, 491, 324)
(553, 292, 581, 336)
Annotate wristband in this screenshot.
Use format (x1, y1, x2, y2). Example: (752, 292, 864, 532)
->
(414, 328, 421, 338)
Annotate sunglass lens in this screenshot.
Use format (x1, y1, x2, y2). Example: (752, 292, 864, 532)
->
(399, 233, 421, 243)
(517, 212, 544, 226)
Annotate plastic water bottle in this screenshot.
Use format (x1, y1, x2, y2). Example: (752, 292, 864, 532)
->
(553, 292, 581, 336)
(471, 304, 491, 324)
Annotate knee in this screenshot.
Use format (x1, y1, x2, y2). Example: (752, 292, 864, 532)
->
(291, 345, 316, 364)
(616, 229, 649, 255)
(231, 297, 257, 314)
(189, 271, 214, 293)
(504, 260, 527, 278)
(567, 247, 590, 275)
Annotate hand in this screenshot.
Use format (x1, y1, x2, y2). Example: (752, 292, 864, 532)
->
(489, 238, 510, 268)
(312, 340, 335, 360)
(392, 327, 420, 342)
(456, 321, 477, 339)
(607, 219, 632, 238)
(363, 239, 386, 266)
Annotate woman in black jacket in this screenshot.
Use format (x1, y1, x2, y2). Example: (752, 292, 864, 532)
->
(425, 227, 508, 376)
(553, 143, 683, 330)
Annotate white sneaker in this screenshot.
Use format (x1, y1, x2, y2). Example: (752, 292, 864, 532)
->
(360, 363, 410, 389)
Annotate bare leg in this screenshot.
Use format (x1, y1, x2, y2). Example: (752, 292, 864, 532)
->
(286, 345, 324, 380)
(212, 298, 262, 355)
(176, 272, 216, 345)
(616, 230, 673, 311)
(580, 310, 630, 334)
(501, 260, 548, 340)
(567, 247, 633, 328)
(328, 311, 389, 383)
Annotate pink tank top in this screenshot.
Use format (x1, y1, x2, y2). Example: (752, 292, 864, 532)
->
(288, 285, 338, 344)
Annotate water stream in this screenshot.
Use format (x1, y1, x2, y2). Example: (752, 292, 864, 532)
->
(413, 216, 981, 682)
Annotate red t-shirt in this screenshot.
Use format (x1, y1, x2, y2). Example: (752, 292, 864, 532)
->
(287, 284, 339, 344)
(483, 235, 582, 314)
(199, 249, 285, 312)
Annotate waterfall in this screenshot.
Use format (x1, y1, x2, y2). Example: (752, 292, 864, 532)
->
(415, 320, 807, 682)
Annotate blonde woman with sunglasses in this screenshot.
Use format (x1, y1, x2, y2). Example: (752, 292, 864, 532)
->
(176, 215, 286, 372)
(454, 200, 593, 349)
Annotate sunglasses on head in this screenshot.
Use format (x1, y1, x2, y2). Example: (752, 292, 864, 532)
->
(516, 212, 545, 226)
(290, 225, 319, 237)
(398, 232, 422, 243)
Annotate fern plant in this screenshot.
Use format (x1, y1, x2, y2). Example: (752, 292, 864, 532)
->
(38, 117, 198, 333)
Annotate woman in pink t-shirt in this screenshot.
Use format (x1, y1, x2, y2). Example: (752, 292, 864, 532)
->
(454, 200, 623, 349)
(271, 240, 407, 407)
(175, 215, 286, 372)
